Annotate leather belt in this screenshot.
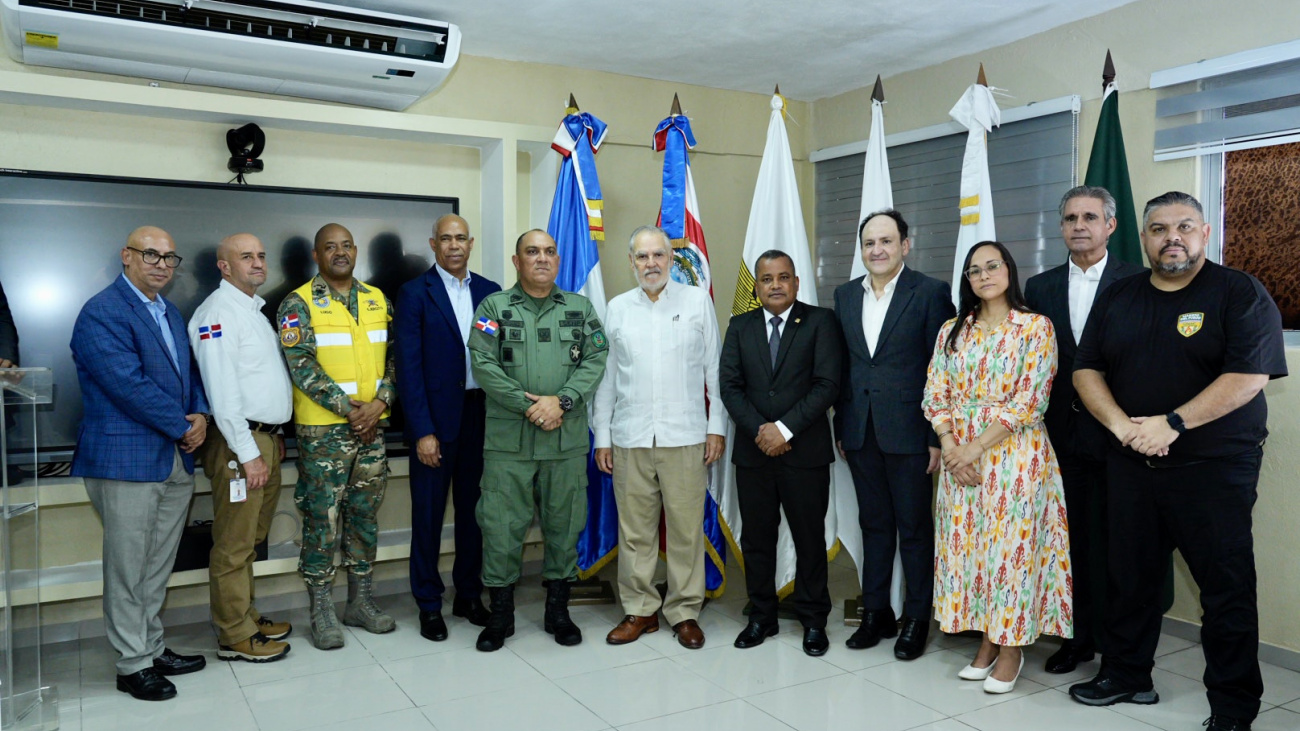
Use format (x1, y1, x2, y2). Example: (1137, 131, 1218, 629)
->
(247, 420, 281, 433)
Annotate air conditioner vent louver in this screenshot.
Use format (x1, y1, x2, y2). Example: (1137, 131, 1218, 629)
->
(20, 0, 448, 62)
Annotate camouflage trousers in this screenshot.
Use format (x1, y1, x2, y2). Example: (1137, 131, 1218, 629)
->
(294, 424, 387, 587)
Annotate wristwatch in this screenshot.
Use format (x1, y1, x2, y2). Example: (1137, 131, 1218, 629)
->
(558, 395, 574, 412)
(1165, 412, 1187, 434)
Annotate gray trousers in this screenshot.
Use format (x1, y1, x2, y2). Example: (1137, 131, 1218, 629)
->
(84, 449, 194, 675)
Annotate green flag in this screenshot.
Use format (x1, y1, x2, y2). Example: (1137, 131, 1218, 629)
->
(1084, 82, 1142, 264)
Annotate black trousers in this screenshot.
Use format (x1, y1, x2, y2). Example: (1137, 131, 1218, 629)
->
(1058, 452, 1108, 651)
(1104, 447, 1263, 722)
(408, 390, 487, 612)
(844, 417, 933, 619)
(736, 462, 831, 628)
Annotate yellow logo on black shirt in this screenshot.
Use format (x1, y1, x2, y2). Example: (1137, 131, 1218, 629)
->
(1177, 312, 1204, 337)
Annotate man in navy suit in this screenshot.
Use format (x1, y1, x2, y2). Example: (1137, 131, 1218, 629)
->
(71, 226, 210, 701)
(720, 250, 844, 657)
(395, 214, 501, 641)
(833, 209, 954, 659)
(1024, 186, 1145, 674)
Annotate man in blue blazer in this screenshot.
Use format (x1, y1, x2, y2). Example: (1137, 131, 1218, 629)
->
(71, 226, 211, 702)
(1024, 186, 1145, 674)
(833, 209, 955, 659)
(395, 214, 501, 641)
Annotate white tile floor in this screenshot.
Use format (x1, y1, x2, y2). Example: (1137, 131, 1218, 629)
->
(40, 559, 1300, 731)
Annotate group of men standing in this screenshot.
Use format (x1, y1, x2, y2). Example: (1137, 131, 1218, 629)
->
(64, 184, 1283, 731)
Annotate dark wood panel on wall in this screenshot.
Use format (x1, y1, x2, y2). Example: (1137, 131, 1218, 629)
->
(1223, 142, 1300, 330)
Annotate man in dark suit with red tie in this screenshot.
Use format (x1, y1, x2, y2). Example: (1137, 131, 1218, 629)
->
(720, 250, 844, 657)
(395, 214, 501, 641)
(1024, 186, 1145, 674)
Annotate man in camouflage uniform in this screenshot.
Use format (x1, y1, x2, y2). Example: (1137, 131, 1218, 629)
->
(469, 229, 609, 652)
(277, 223, 397, 650)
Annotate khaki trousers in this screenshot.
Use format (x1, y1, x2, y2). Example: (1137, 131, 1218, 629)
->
(612, 443, 707, 626)
(202, 428, 281, 646)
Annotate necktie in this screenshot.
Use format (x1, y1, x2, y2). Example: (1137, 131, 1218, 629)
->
(769, 315, 782, 368)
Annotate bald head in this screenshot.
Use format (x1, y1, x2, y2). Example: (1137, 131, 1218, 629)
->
(121, 225, 178, 299)
(216, 233, 267, 296)
(431, 214, 474, 279)
(313, 222, 357, 285)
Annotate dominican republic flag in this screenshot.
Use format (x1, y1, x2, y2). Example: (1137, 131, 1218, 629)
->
(198, 324, 222, 340)
(473, 317, 499, 336)
(652, 109, 727, 597)
(279, 314, 299, 330)
(548, 106, 617, 579)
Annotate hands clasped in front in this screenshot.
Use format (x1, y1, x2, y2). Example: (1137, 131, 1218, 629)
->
(347, 397, 386, 444)
(941, 440, 983, 487)
(755, 422, 790, 457)
(1114, 415, 1175, 457)
(524, 392, 564, 432)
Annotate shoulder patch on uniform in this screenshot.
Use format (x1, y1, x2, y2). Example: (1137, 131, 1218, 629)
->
(197, 324, 223, 340)
(474, 317, 500, 336)
(279, 314, 300, 330)
(591, 330, 607, 350)
(280, 327, 301, 347)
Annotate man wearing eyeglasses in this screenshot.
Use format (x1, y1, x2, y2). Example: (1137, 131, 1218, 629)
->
(71, 226, 211, 701)
(278, 223, 397, 650)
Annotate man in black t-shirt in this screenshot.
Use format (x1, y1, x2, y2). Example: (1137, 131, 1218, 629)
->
(1069, 191, 1286, 731)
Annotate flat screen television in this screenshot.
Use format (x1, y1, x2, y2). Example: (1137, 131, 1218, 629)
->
(0, 169, 457, 463)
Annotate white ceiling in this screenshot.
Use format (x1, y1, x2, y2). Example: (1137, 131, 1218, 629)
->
(332, 0, 1141, 101)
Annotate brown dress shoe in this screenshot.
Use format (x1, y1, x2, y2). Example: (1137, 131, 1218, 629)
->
(672, 619, 705, 649)
(606, 614, 659, 645)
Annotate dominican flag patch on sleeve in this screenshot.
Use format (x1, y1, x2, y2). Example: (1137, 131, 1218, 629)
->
(474, 317, 499, 336)
(279, 314, 300, 330)
(198, 324, 222, 340)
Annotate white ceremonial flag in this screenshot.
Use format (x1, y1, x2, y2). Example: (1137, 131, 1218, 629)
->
(849, 97, 894, 280)
(948, 82, 1000, 305)
(720, 92, 842, 597)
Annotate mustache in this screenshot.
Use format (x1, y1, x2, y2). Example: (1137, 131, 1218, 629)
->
(1160, 243, 1187, 255)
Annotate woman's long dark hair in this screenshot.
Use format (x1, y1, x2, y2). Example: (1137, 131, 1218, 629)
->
(944, 240, 1031, 353)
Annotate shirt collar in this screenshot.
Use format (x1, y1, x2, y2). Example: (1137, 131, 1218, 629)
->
(435, 263, 472, 288)
(218, 279, 265, 310)
(861, 266, 905, 298)
(636, 279, 675, 303)
(1068, 252, 1108, 281)
(763, 302, 795, 322)
(120, 272, 162, 307)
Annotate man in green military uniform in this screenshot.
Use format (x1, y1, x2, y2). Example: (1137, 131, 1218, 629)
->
(469, 229, 609, 652)
(277, 222, 397, 650)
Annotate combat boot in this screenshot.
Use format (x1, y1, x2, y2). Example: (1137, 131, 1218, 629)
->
(307, 583, 345, 650)
(543, 580, 583, 646)
(476, 586, 516, 652)
(343, 572, 396, 634)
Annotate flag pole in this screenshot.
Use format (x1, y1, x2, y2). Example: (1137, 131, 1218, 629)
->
(669, 93, 682, 117)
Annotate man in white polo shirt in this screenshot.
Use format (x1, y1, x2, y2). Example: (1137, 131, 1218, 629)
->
(190, 233, 294, 662)
(594, 225, 726, 650)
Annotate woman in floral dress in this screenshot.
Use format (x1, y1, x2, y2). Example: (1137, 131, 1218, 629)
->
(922, 241, 1072, 694)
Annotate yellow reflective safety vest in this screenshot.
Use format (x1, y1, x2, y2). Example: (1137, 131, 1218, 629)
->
(291, 280, 391, 426)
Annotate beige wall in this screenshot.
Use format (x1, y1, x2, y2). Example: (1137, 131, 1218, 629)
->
(810, 0, 1300, 652)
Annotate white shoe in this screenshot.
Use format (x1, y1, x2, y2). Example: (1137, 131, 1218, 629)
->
(958, 661, 995, 680)
(983, 654, 1025, 694)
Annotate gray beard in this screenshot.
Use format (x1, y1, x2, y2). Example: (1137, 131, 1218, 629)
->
(1154, 251, 1201, 276)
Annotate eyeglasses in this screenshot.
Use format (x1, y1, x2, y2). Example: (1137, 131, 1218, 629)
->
(964, 260, 1006, 280)
(127, 246, 183, 269)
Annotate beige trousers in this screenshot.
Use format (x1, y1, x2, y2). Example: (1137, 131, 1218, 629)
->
(612, 442, 708, 626)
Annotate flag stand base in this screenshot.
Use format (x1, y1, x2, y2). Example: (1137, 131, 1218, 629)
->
(561, 576, 616, 606)
(843, 595, 864, 627)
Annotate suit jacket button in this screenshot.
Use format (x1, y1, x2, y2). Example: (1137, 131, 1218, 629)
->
(768, 390, 776, 397)
(459, 380, 466, 388)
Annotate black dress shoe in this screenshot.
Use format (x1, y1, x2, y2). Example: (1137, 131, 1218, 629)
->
(420, 610, 449, 642)
(1068, 675, 1159, 706)
(452, 595, 491, 627)
(152, 647, 206, 676)
(116, 667, 176, 701)
(803, 627, 830, 656)
(1044, 641, 1095, 674)
(733, 621, 778, 649)
(845, 608, 897, 650)
(893, 617, 929, 660)
(1204, 714, 1253, 731)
